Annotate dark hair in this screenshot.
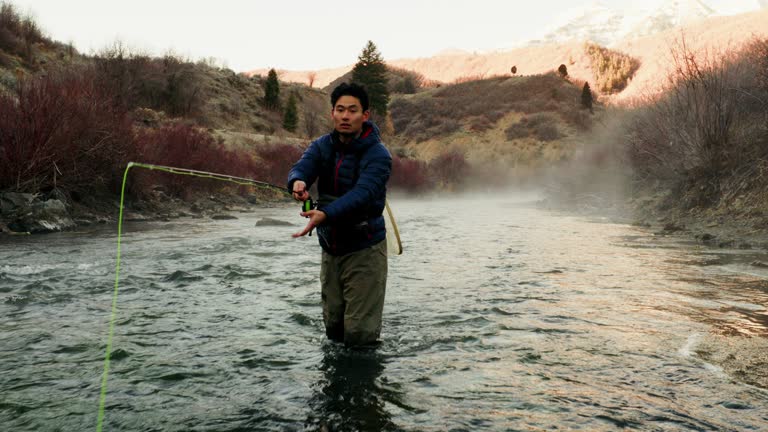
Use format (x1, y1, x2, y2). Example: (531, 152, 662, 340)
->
(331, 82, 369, 111)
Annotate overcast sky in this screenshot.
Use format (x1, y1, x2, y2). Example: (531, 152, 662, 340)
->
(9, 0, 765, 72)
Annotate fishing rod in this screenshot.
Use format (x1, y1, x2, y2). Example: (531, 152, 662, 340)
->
(128, 161, 290, 194)
(128, 161, 317, 221)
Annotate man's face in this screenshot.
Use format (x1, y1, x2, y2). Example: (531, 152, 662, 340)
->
(332, 95, 370, 136)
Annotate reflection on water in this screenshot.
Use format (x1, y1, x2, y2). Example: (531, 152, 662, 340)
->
(1, 195, 768, 431)
(306, 345, 402, 432)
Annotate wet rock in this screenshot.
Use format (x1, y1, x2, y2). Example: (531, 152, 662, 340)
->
(123, 212, 149, 222)
(45, 188, 69, 205)
(212, 214, 238, 220)
(663, 222, 685, 232)
(9, 199, 76, 233)
(0, 192, 35, 215)
(255, 217, 293, 227)
(750, 261, 768, 268)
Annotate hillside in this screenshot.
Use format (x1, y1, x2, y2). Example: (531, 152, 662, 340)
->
(0, 2, 327, 234)
(387, 73, 593, 181)
(249, 8, 768, 100)
(0, 3, 328, 143)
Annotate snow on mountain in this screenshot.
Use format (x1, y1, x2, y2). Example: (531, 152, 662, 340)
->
(530, 0, 764, 47)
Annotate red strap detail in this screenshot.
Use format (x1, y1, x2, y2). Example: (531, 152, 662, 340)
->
(360, 125, 373, 139)
(334, 151, 344, 195)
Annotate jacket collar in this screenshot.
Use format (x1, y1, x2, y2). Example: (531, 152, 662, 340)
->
(330, 121, 381, 153)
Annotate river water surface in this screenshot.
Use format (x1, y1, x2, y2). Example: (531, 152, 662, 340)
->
(1, 195, 767, 431)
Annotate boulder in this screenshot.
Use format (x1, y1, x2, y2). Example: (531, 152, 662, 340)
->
(0, 192, 35, 215)
(255, 217, 293, 227)
(123, 212, 149, 222)
(8, 199, 76, 233)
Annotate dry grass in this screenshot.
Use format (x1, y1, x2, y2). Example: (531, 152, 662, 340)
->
(390, 72, 589, 144)
(385, 72, 592, 183)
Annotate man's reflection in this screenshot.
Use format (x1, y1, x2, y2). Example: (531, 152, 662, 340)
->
(305, 344, 404, 432)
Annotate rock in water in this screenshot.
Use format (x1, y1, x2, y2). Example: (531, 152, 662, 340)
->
(255, 217, 293, 227)
(9, 199, 76, 233)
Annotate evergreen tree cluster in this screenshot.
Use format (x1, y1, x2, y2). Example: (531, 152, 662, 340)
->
(581, 82, 593, 113)
(263, 68, 280, 111)
(283, 92, 298, 132)
(351, 40, 390, 118)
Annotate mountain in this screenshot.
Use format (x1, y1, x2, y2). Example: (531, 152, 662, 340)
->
(533, 0, 761, 47)
(245, 8, 768, 100)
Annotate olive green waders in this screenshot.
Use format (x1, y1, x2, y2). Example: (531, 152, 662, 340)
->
(320, 240, 387, 346)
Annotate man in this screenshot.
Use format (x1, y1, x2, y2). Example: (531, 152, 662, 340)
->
(287, 82, 392, 347)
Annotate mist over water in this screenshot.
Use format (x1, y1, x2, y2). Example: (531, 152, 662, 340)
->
(1, 195, 767, 431)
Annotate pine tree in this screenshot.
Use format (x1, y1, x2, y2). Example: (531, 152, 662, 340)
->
(283, 92, 298, 132)
(351, 41, 389, 118)
(581, 82, 593, 113)
(263, 68, 280, 111)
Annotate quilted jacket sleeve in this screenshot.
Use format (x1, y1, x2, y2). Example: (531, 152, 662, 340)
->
(286, 139, 322, 192)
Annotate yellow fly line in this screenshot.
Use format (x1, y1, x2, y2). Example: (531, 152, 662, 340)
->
(96, 161, 401, 431)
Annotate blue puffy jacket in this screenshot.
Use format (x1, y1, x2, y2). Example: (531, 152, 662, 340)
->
(287, 121, 392, 256)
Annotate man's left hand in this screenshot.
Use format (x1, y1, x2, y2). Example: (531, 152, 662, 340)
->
(293, 210, 327, 238)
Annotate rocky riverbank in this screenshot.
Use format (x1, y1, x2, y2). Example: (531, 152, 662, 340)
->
(539, 190, 768, 264)
(626, 190, 768, 255)
(0, 188, 291, 236)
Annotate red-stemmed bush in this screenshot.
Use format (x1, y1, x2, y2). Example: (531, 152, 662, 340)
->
(429, 150, 469, 189)
(131, 123, 259, 196)
(390, 154, 430, 192)
(0, 65, 133, 193)
(253, 143, 306, 187)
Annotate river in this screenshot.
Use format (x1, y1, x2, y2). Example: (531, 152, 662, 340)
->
(1, 194, 767, 431)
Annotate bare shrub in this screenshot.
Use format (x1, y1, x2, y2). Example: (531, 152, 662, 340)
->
(0, 66, 133, 193)
(429, 150, 469, 189)
(505, 112, 562, 141)
(626, 36, 767, 207)
(388, 66, 425, 94)
(505, 121, 529, 140)
(533, 122, 563, 141)
(390, 155, 430, 192)
(0, 2, 48, 62)
(133, 123, 259, 196)
(94, 44, 206, 119)
(253, 143, 305, 187)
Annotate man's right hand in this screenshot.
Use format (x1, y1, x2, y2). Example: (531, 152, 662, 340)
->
(292, 180, 309, 201)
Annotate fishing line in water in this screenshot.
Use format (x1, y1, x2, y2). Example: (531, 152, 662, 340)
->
(96, 162, 289, 431)
(95, 161, 402, 431)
